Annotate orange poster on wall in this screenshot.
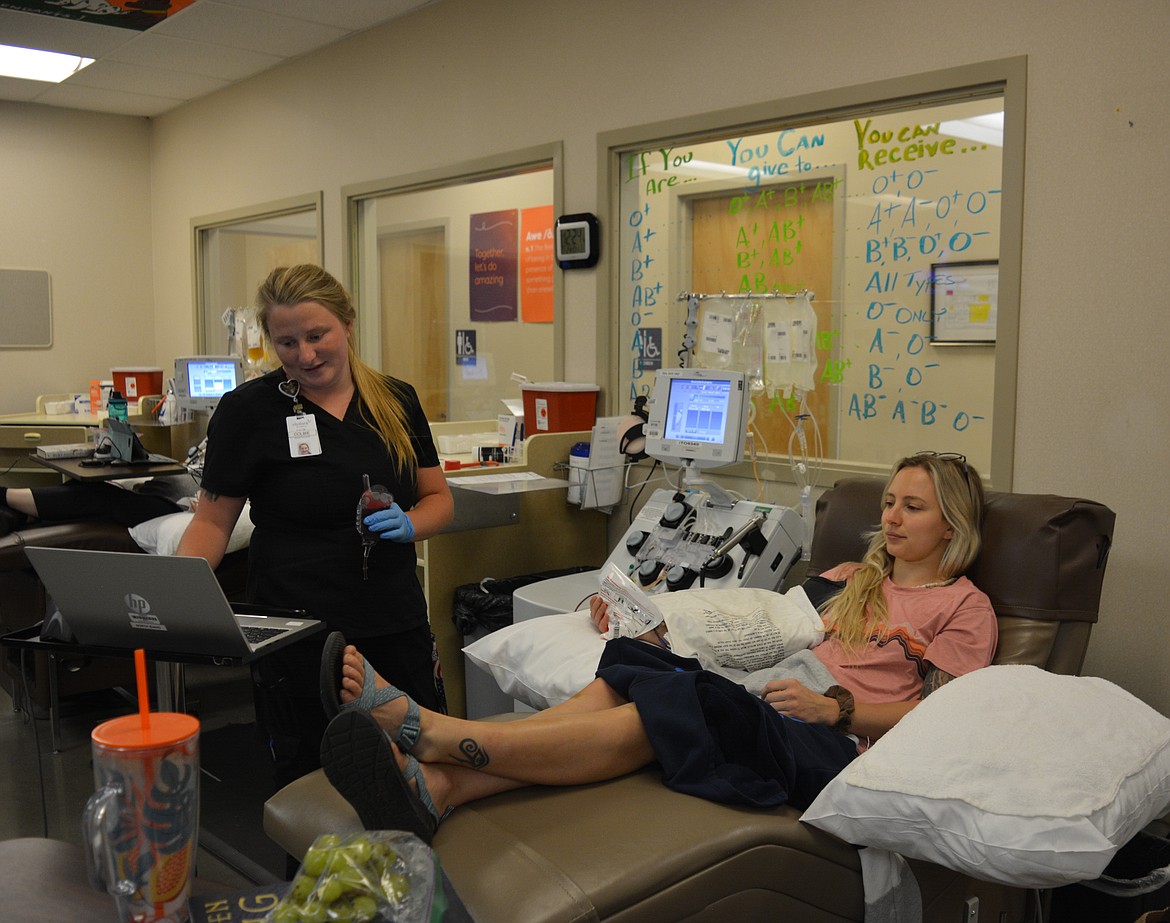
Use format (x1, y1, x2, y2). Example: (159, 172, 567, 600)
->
(520, 205, 554, 323)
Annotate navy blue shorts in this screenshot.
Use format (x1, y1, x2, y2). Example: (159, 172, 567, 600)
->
(596, 638, 857, 809)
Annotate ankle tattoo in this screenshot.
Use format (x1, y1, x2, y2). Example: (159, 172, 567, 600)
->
(456, 738, 489, 769)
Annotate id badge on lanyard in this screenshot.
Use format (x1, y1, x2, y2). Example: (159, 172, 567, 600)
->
(279, 378, 322, 457)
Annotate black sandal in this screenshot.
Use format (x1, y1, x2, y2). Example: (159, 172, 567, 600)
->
(319, 712, 441, 844)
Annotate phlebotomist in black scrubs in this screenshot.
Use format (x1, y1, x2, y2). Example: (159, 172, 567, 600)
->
(178, 264, 454, 787)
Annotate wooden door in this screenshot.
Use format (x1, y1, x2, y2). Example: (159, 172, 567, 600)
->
(378, 228, 448, 421)
(689, 180, 838, 456)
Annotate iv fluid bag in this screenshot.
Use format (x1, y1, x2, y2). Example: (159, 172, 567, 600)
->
(697, 298, 735, 368)
(734, 300, 764, 393)
(696, 297, 764, 393)
(764, 293, 817, 394)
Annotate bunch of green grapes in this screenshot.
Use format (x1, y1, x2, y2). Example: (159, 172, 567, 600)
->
(269, 833, 413, 923)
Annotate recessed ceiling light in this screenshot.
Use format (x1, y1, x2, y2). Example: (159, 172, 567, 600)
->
(941, 112, 1004, 148)
(0, 43, 94, 84)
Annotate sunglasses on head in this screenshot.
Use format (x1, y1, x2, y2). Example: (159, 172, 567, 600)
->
(913, 451, 970, 485)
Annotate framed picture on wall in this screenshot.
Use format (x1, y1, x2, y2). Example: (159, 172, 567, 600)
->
(930, 260, 998, 345)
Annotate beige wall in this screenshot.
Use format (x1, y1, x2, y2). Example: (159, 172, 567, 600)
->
(0, 103, 153, 406)
(358, 170, 557, 421)
(3, 0, 1167, 715)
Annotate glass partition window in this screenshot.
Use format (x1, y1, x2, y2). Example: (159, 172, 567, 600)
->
(195, 196, 322, 368)
(351, 161, 556, 424)
(615, 89, 1009, 482)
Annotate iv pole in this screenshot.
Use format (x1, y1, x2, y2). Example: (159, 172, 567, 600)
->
(673, 290, 820, 549)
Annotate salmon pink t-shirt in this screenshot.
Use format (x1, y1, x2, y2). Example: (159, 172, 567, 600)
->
(813, 564, 997, 705)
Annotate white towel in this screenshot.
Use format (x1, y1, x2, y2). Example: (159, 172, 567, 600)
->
(860, 848, 922, 923)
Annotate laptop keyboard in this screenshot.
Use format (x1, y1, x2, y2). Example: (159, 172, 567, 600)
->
(241, 625, 289, 644)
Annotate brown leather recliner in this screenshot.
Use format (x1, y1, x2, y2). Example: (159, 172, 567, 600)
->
(263, 478, 1116, 923)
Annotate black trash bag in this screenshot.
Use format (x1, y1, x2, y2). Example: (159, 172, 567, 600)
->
(452, 566, 596, 635)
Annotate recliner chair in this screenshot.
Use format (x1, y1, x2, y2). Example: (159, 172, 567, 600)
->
(264, 477, 1116, 922)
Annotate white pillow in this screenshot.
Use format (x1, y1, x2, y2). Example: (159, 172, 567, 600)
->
(802, 664, 1170, 888)
(463, 612, 606, 710)
(129, 502, 254, 557)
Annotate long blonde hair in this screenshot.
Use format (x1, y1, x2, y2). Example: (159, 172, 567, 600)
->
(825, 453, 985, 651)
(255, 264, 418, 477)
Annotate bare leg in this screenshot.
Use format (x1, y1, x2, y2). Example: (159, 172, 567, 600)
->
(339, 643, 626, 722)
(338, 644, 630, 732)
(384, 707, 653, 819)
(338, 646, 655, 786)
(423, 702, 655, 784)
(3, 489, 38, 517)
(430, 758, 525, 804)
(524, 674, 629, 718)
(402, 748, 526, 816)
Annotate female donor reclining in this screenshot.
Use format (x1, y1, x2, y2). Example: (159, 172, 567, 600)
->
(318, 452, 996, 842)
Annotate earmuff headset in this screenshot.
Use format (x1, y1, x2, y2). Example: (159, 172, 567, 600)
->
(618, 395, 649, 460)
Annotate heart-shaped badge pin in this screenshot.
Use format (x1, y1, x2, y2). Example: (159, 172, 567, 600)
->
(278, 379, 300, 400)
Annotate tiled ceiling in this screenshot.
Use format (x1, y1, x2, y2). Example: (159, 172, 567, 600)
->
(0, 0, 438, 118)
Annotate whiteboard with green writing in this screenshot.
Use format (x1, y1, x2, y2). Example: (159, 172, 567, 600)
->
(614, 91, 1005, 479)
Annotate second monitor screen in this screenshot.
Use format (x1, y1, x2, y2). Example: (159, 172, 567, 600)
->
(188, 360, 238, 398)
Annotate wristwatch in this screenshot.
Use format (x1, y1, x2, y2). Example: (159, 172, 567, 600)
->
(824, 685, 855, 732)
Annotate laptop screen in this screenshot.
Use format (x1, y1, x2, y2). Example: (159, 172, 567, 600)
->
(23, 546, 322, 663)
(106, 419, 138, 461)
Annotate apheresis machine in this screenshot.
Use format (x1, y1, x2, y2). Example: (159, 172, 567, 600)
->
(513, 367, 805, 621)
(172, 355, 244, 419)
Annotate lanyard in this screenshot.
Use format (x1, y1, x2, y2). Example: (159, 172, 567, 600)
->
(278, 378, 304, 415)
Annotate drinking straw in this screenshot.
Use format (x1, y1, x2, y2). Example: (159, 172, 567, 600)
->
(134, 648, 150, 730)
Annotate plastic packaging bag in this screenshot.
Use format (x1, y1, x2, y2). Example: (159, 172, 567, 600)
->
(654, 585, 826, 672)
(268, 831, 443, 923)
(596, 563, 664, 640)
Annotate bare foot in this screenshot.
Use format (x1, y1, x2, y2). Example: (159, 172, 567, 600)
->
(338, 645, 429, 755)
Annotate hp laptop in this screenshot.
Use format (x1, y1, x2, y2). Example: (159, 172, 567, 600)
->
(106, 418, 180, 466)
(24, 547, 322, 664)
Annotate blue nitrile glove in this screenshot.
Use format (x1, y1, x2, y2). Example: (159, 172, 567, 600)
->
(364, 502, 415, 542)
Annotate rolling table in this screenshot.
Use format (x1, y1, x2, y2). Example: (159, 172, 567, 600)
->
(31, 453, 187, 481)
(1, 618, 322, 750)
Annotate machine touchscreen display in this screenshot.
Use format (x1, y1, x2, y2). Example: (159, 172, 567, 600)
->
(662, 377, 731, 445)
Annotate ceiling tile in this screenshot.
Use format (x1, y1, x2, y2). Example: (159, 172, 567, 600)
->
(64, 59, 229, 100)
(149, 1, 349, 57)
(0, 0, 439, 117)
(219, 0, 435, 31)
(0, 72, 48, 103)
(33, 81, 184, 118)
(0, 8, 133, 56)
(104, 32, 283, 82)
